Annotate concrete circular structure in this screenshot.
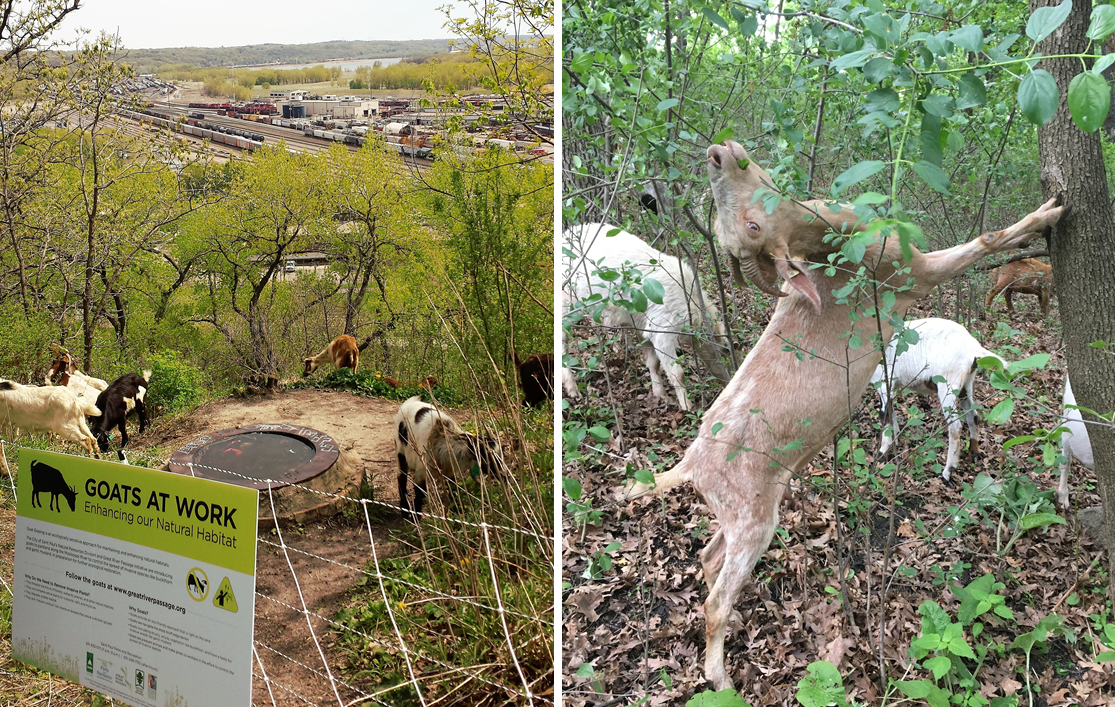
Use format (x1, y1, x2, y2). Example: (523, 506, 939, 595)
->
(168, 423, 364, 528)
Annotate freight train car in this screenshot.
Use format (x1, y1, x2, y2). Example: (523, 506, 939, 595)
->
(124, 109, 262, 153)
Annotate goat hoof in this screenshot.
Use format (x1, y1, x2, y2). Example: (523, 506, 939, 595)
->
(941, 474, 957, 489)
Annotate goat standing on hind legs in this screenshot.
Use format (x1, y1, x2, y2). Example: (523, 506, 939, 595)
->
(624, 141, 1065, 692)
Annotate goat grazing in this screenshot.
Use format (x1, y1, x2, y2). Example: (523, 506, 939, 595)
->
(871, 318, 1007, 482)
(0, 380, 101, 457)
(626, 140, 1063, 691)
(513, 351, 554, 407)
(302, 334, 359, 377)
(1057, 376, 1095, 508)
(564, 224, 735, 411)
(44, 346, 109, 391)
(90, 371, 151, 458)
(31, 460, 76, 512)
(394, 396, 502, 520)
(984, 258, 1055, 315)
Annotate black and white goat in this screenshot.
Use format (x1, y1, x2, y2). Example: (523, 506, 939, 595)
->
(870, 318, 1007, 482)
(90, 371, 151, 459)
(394, 396, 502, 520)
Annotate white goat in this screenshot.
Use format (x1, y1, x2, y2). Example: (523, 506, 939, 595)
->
(1057, 376, 1094, 508)
(56, 370, 107, 411)
(0, 380, 101, 458)
(627, 141, 1062, 692)
(563, 223, 734, 411)
(394, 396, 502, 520)
(871, 318, 1006, 481)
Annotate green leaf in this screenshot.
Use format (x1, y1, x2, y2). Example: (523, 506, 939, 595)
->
(1007, 353, 1050, 374)
(1094, 52, 1115, 75)
(587, 425, 611, 442)
(712, 127, 735, 144)
(831, 48, 876, 72)
(863, 57, 893, 83)
(923, 655, 952, 680)
(643, 277, 665, 304)
(895, 680, 933, 699)
(576, 662, 595, 678)
(740, 13, 759, 35)
(701, 7, 731, 31)
(1088, 4, 1115, 40)
(956, 73, 987, 109)
(562, 476, 582, 500)
(1068, 70, 1111, 133)
(711, 422, 724, 435)
(656, 98, 679, 112)
(922, 93, 955, 117)
(951, 25, 984, 53)
(633, 468, 655, 485)
(1097, 650, 1115, 662)
(831, 160, 885, 195)
(1026, 0, 1073, 44)
(1018, 70, 1060, 125)
(987, 398, 1015, 425)
(1018, 512, 1067, 530)
(912, 160, 951, 194)
(570, 51, 594, 74)
(947, 634, 977, 660)
(852, 191, 888, 205)
(686, 688, 750, 707)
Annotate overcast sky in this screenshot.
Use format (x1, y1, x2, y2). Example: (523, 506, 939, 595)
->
(58, 0, 454, 48)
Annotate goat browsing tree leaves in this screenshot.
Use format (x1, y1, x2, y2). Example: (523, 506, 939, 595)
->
(565, 0, 1115, 702)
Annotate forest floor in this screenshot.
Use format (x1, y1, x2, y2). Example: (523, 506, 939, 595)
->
(0, 388, 467, 706)
(562, 290, 1115, 706)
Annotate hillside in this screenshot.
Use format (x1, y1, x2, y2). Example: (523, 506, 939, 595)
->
(121, 39, 453, 73)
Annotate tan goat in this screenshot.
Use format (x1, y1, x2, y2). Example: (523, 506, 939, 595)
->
(627, 145, 1063, 690)
(302, 334, 360, 377)
(984, 257, 1055, 315)
(706, 140, 868, 307)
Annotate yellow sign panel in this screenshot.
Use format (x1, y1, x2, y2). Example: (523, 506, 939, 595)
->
(213, 576, 238, 613)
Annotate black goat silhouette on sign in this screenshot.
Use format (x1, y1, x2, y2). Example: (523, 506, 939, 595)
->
(187, 572, 207, 597)
(30, 460, 76, 512)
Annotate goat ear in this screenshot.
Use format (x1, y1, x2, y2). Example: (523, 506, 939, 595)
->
(775, 258, 822, 312)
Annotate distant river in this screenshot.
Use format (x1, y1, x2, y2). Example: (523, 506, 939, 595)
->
(238, 57, 406, 72)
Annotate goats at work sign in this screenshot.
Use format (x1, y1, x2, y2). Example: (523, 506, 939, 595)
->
(12, 449, 258, 707)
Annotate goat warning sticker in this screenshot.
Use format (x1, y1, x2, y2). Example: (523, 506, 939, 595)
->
(13, 449, 258, 707)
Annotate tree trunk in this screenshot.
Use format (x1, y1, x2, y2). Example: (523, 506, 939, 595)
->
(1031, 0, 1115, 593)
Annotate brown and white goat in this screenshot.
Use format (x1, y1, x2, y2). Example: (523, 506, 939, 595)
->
(984, 258, 1055, 315)
(627, 144, 1063, 691)
(302, 334, 359, 377)
(394, 396, 502, 521)
(45, 346, 108, 392)
(0, 380, 101, 459)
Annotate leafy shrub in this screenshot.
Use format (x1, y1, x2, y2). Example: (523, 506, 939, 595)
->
(293, 368, 460, 406)
(146, 351, 205, 416)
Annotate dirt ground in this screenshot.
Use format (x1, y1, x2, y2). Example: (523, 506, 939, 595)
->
(1, 388, 437, 706)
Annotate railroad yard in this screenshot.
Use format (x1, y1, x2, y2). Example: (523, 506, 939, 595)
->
(115, 75, 554, 166)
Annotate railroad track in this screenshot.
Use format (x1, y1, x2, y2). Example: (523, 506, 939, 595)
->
(148, 102, 434, 168)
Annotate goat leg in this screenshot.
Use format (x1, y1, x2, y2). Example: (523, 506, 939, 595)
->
(915, 197, 1063, 290)
(136, 399, 147, 434)
(414, 480, 426, 518)
(396, 463, 412, 521)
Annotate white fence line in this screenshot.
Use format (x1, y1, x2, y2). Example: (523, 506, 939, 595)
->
(0, 436, 553, 707)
